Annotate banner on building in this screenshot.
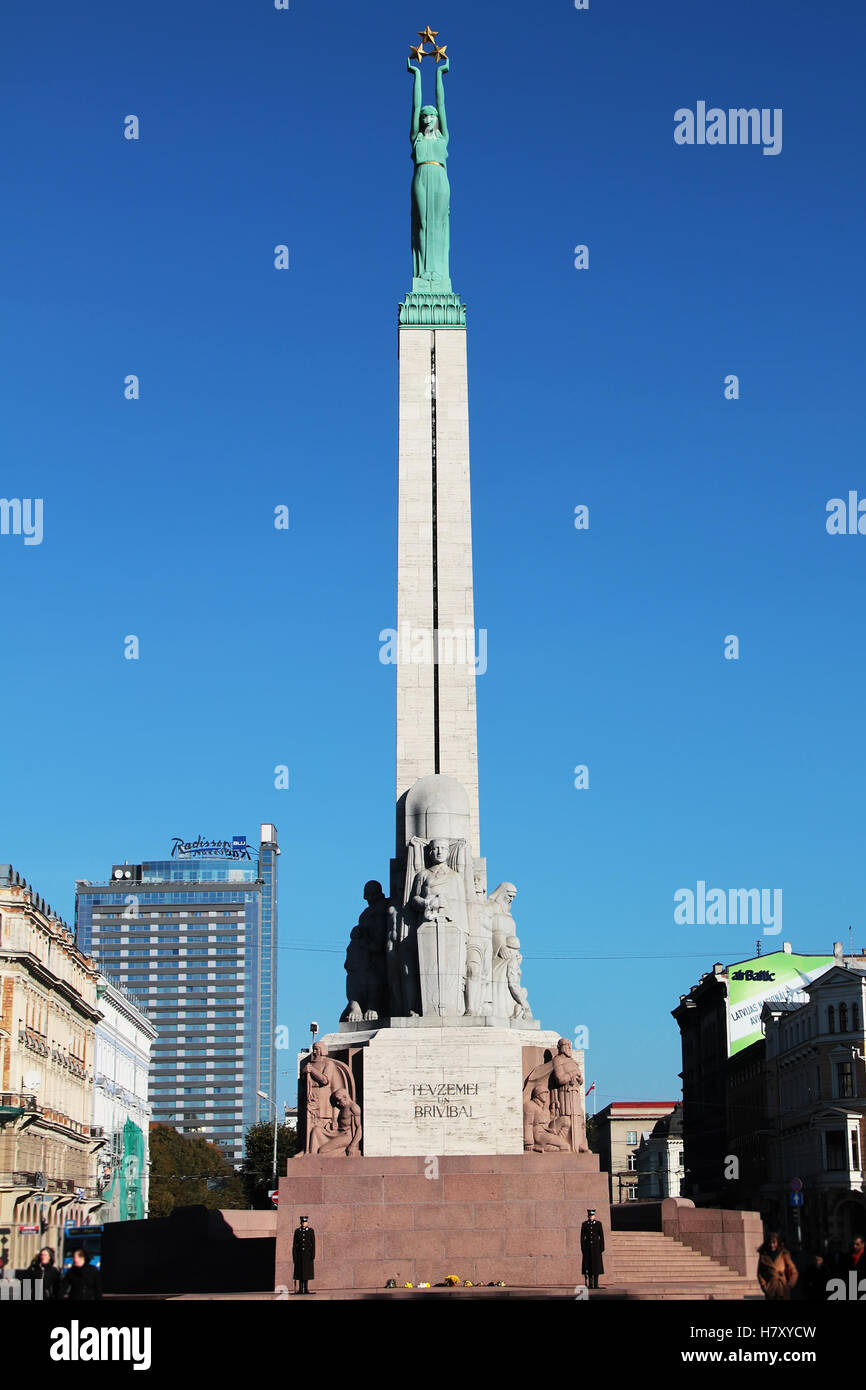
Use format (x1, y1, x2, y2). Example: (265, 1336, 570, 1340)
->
(726, 951, 834, 1056)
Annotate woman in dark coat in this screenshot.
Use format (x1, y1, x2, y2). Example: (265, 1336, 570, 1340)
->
(580, 1209, 605, 1289)
(29, 1246, 60, 1300)
(292, 1216, 316, 1295)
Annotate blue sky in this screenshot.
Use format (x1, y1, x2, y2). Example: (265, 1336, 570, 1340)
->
(2, 0, 865, 1115)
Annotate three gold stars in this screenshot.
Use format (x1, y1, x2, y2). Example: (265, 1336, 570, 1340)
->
(409, 27, 448, 61)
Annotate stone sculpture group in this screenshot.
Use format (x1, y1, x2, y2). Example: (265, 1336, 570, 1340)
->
(340, 852, 533, 1026)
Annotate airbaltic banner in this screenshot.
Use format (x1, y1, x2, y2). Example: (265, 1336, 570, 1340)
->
(727, 951, 834, 1056)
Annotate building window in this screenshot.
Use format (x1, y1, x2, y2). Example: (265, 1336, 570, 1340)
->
(836, 1060, 855, 1099)
(854, 1004, 861, 1033)
(826, 1130, 847, 1172)
(829, 1006, 835, 1034)
(627, 1153, 637, 1171)
(840, 1003, 849, 1033)
(852, 1129, 861, 1171)
(625, 1130, 637, 1145)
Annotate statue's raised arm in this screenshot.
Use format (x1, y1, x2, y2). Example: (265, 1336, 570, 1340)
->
(435, 56, 450, 141)
(408, 57, 423, 142)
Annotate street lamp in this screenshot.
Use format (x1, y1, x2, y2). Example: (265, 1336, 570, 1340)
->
(257, 1090, 279, 1192)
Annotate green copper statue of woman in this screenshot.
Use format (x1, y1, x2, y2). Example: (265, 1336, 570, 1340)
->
(407, 54, 451, 292)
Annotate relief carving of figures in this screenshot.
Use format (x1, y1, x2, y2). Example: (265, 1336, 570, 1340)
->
(523, 1084, 571, 1152)
(303, 1043, 359, 1155)
(523, 1038, 587, 1154)
(315, 1087, 362, 1157)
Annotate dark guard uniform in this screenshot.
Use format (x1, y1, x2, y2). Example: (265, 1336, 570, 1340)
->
(580, 1210, 605, 1289)
(292, 1217, 316, 1294)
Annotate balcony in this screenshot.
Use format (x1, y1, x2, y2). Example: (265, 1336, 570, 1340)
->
(0, 1172, 102, 1199)
(0, 1091, 40, 1114)
(0, 1093, 89, 1136)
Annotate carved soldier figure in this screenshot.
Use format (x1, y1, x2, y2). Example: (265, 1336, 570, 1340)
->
(548, 1037, 587, 1153)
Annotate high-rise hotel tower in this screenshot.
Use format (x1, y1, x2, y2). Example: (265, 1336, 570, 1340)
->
(76, 826, 278, 1164)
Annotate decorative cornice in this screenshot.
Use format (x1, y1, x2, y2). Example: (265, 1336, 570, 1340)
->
(399, 291, 466, 327)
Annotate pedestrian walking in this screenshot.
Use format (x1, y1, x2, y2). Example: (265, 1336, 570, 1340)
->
(292, 1215, 316, 1295)
(846, 1234, 866, 1275)
(28, 1246, 60, 1300)
(61, 1249, 102, 1300)
(757, 1231, 798, 1300)
(801, 1253, 831, 1302)
(580, 1207, 605, 1289)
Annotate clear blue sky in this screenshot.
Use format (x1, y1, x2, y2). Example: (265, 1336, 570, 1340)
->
(3, 0, 865, 1116)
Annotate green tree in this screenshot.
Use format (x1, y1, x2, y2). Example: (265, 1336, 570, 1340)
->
(241, 1121, 299, 1209)
(148, 1124, 245, 1218)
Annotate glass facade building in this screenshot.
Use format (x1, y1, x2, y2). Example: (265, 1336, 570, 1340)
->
(75, 826, 278, 1165)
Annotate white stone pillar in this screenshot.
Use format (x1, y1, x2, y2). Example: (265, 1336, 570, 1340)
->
(396, 325, 480, 857)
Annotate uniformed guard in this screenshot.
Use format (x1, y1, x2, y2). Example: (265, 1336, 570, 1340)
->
(292, 1214, 316, 1294)
(580, 1207, 605, 1289)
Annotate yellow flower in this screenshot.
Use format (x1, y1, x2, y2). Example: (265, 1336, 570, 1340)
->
(463, 1280, 473, 1287)
(403, 1281, 414, 1288)
(444, 1273, 460, 1286)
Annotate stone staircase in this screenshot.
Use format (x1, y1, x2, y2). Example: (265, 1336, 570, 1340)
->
(603, 1231, 760, 1300)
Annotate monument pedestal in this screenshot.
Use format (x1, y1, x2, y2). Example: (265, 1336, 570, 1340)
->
(276, 1152, 612, 1292)
(313, 1025, 570, 1156)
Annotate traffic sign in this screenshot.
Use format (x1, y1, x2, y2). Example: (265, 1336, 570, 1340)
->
(790, 1192, 804, 1207)
(268, 1190, 279, 1208)
(789, 1177, 803, 1193)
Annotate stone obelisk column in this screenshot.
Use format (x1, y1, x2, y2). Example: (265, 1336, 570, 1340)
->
(396, 46, 480, 858)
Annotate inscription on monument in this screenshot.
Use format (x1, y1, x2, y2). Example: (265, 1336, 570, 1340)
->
(411, 1080, 478, 1119)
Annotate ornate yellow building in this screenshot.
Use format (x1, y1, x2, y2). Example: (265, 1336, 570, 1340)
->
(0, 865, 103, 1272)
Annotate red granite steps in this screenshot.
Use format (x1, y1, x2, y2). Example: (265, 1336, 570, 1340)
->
(600, 1231, 759, 1300)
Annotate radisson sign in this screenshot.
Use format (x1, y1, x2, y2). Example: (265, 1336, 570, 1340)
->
(170, 835, 252, 861)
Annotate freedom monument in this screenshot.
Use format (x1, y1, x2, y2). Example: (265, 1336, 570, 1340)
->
(276, 33, 611, 1291)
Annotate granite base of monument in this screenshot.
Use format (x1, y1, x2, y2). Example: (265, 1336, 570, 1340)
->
(276, 1153, 612, 1291)
(314, 1025, 566, 1156)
